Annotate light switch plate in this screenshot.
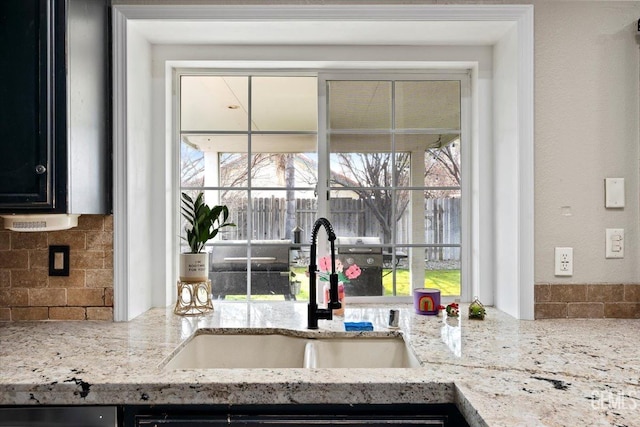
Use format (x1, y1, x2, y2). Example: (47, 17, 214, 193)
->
(605, 178, 625, 208)
(605, 228, 624, 259)
(49, 245, 70, 276)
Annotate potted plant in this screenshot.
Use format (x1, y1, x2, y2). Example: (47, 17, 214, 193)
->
(180, 192, 235, 282)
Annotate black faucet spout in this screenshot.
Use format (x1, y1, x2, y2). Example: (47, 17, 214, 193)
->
(308, 218, 341, 329)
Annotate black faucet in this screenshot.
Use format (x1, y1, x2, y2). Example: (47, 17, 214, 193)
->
(307, 218, 341, 329)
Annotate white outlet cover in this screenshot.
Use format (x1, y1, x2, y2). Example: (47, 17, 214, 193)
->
(554, 247, 573, 276)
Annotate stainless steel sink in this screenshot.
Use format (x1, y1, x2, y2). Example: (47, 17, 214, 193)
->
(163, 332, 420, 369)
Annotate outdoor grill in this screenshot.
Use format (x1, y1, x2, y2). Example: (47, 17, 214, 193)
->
(209, 241, 292, 299)
(336, 236, 383, 296)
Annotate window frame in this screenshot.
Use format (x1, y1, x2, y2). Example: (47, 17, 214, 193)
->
(176, 69, 470, 304)
(319, 71, 470, 303)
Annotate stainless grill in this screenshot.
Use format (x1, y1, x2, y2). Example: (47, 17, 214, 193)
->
(209, 240, 292, 299)
(336, 236, 383, 296)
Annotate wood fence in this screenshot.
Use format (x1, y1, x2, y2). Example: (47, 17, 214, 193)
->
(223, 197, 461, 261)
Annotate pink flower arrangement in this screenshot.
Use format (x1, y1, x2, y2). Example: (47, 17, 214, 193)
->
(318, 255, 362, 283)
(344, 264, 361, 280)
(318, 256, 332, 272)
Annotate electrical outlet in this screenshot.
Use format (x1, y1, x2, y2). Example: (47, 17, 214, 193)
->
(554, 247, 573, 276)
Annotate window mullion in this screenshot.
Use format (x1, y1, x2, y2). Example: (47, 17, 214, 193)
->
(460, 72, 472, 303)
(246, 76, 253, 300)
(391, 80, 398, 296)
(317, 74, 329, 219)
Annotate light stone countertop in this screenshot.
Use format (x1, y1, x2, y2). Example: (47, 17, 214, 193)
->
(0, 302, 638, 426)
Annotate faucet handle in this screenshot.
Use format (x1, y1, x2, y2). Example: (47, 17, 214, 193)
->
(328, 300, 342, 310)
(328, 273, 342, 309)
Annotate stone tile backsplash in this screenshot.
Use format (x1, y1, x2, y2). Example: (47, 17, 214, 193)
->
(0, 215, 113, 321)
(535, 283, 640, 319)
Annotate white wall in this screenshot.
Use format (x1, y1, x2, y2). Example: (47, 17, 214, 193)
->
(493, 25, 521, 318)
(471, 51, 495, 309)
(124, 25, 155, 319)
(533, 1, 640, 284)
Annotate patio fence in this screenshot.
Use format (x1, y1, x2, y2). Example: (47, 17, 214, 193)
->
(222, 197, 461, 261)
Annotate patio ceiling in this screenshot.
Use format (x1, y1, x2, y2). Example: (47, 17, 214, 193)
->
(181, 76, 460, 153)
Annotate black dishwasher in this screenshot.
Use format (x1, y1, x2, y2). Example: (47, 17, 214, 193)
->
(0, 406, 117, 426)
(124, 404, 470, 427)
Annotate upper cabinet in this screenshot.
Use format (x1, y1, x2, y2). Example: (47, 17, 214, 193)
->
(0, 0, 65, 211)
(0, 0, 111, 214)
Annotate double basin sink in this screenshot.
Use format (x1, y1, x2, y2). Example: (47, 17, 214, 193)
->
(164, 330, 421, 369)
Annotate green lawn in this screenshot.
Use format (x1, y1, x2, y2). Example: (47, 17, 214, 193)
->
(382, 268, 460, 296)
(223, 267, 460, 301)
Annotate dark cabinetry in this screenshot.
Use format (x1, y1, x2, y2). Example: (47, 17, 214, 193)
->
(0, 0, 110, 214)
(0, 404, 470, 426)
(0, 0, 66, 211)
(0, 406, 116, 426)
(123, 404, 470, 427)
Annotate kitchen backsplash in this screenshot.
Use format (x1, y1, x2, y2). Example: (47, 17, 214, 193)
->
(535, 284, 640, 319)
(0, 215, 113, 321)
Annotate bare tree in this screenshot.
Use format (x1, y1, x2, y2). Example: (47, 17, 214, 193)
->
(426, 144, 460, 185)
(329, 141, 460, 242)
(180, 143, 204, 187)
(283, 154, 296, 240)
(219, 153, 272, 198)
(330, 153, 411, 243)
(218, 152, 303, 240)
(425, 139, 461, 198)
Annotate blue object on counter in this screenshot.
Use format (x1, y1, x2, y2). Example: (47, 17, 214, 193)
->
(344, 321, 374, 331)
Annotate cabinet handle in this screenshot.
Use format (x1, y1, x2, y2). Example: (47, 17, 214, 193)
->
(35, 165, 47, 175)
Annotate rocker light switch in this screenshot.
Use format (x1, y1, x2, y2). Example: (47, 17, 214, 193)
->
(605, 229, 624, 259)
(49, 245, 70, 276)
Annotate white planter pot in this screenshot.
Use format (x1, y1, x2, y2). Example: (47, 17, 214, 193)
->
(180, 253, 209, 282)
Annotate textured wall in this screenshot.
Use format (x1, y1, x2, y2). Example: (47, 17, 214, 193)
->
(0, 215, 113, 321)
(533, 1, 640, 284)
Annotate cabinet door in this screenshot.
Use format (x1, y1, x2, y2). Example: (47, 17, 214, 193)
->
(0, 0, 66, 212)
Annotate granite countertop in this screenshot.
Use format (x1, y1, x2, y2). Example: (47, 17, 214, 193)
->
(0, 302, 638, 426)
